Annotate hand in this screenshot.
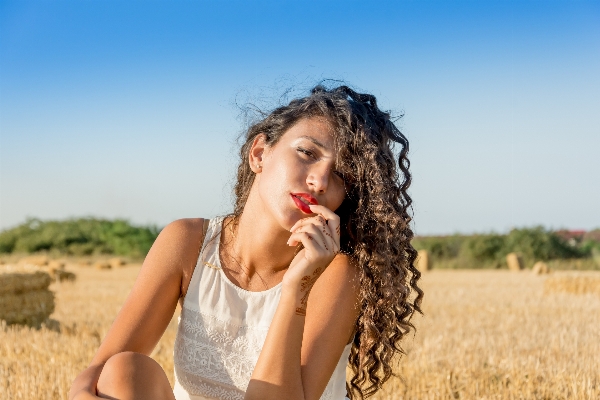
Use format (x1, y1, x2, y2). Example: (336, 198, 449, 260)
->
(69, 364, 106, 400)
(284, 205, 341, 315)
(70, 389, 102, 400)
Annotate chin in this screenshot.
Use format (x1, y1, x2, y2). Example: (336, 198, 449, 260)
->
(281, 210, 303, 229)
(262, 191, 308, 231)
(265, 198, 299, 231)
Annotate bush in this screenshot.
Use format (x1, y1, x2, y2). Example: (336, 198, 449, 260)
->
(0, 218, 160, 258)
(412, 235, 465, 260)
(504, 227, 584, 265)
(462, 234, 506, 265)
(411, 226, 598, 270)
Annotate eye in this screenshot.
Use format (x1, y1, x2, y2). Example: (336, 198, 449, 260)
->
(297, 147, 315, 158)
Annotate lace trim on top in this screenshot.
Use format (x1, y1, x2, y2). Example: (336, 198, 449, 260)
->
(174, 307, 335, 400)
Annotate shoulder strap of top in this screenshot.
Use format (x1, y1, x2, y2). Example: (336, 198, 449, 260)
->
(180, 218, 211, 300)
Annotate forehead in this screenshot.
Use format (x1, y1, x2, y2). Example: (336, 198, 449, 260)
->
(281, 117, 335, 148)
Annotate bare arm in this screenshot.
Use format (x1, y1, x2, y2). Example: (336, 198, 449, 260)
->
(245, 206, 361, 400)
(69, 218, 206, 400)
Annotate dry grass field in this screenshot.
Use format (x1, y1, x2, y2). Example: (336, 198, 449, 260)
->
(1, 266, 599, 399)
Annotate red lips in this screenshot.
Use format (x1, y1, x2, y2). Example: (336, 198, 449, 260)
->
(290, 193, 318, 214)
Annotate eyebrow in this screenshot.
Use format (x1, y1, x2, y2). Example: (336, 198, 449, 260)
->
(298, 135, 329, 150)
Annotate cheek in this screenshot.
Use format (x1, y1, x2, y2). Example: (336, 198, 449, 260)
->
(265, 153, 302, 186)
(329, 186, 346, 211)
(260, 157, 293, 197)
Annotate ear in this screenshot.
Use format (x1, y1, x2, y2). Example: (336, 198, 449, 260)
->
(249, 133, 268, 173)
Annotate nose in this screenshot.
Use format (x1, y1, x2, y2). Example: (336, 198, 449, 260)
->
(306, 164, 332, 194)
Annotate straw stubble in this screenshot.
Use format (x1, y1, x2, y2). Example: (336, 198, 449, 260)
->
(0, 267, 598, 399)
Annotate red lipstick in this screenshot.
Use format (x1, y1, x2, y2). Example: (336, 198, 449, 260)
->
(290, 193, 319, 214)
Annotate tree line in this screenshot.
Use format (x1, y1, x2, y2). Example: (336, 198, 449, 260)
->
(1, 219, 599, 268)
(412, 227, 600, 269)
(0, 218, 160, 259)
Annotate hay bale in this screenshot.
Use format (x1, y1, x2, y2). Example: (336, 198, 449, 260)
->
(0, 267, 52, 295)
(19, 255, 49, 266)
(544, 275, 600, 296)
(43, 266, 77, 282)
(532, 261, 550, 275)
(108, 257, 126, 269)
(41, 260, 76, 282)
(506, 253, 523, 271)
(94, 261, 111, 270)
(0, 265, 54, 326)
(0, 289, 55, 326)
(416, 250, 431, 271)
(53, 269, 76, 282)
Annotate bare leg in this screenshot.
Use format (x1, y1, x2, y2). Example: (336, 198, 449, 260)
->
(96, 351, 175, 400)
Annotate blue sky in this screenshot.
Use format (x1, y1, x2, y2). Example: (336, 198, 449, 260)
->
(1, 0, 599, 234)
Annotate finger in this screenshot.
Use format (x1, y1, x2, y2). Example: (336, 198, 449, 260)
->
(308, 204, 341, 250)
(308, 204, 340, 238)
(304, 214, 337, 253)
(287, 231, 328, 255)
(290, 205, 339, 232)
(290, 214, 326, 234)
(289, 224, 331, 252)
(289, 212, 339, 255)
(291, 215, 328, 241)
(289, 217, 310, 233)
(307, 204, 340, 224)
(316, 216, 340, 254)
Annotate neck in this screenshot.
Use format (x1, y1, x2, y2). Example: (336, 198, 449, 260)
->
(225, 193, 299, 280)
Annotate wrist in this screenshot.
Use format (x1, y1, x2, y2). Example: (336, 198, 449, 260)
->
(282, 277, 317, 317)
(280, 284, 309, 317)
(280, 283, 303, 302)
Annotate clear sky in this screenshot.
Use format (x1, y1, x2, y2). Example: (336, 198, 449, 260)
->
(1, 0, 599, 235)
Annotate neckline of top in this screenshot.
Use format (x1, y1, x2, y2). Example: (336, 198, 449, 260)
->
(212, 216, 283, 295)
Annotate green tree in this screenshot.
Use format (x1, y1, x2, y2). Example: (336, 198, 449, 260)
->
(0, 217, 160, 258)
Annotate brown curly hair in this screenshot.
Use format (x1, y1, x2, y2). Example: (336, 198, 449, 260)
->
(226, 84, 423, 399)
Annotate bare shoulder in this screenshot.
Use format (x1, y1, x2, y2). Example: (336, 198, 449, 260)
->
(147, 218, 207, 278)
(159, 218, 205, 240)
(154, 218, 206, 252)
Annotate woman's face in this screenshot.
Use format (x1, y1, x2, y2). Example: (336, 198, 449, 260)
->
(251, 117, 347, 230)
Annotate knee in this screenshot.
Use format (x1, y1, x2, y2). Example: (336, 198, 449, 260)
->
(97, 352, 167, 396)
(101, 351, 162, 379)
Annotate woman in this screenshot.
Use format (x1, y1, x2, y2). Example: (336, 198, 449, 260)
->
(69, 84, 423, 400)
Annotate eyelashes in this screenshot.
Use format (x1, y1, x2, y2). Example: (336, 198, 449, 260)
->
(297, 147, 314, 158)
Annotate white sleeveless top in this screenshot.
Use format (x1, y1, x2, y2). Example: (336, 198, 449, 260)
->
(173, 216, 352, 400)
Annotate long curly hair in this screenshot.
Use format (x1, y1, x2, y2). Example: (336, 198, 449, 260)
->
(227, 84, 423, 399)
